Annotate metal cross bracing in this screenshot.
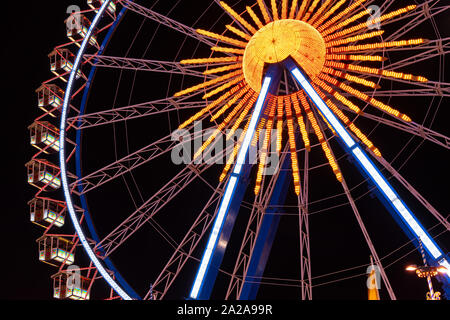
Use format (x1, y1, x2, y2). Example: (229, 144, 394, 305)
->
(68, 99, 206, 130)
(297, 139, 312, 300)
(69, 118, 220, 196)
(93, 143, 235, 259)
(83, 54, 217, 79)
(117, 0, 218, 48)
(147, 180, 226, 300)
(225, 143, 291, 300)
(317, 114, 396, 300)
(339, 105, 450, 150)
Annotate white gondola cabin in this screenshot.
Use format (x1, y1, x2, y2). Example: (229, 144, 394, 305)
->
(29, 197, 66, 228)
(36, 84, 64, 117)
(48, 48, 81, 82)
(29, 121, 60, 153)
(37, 236, 75, 266)
(52, 271, 91, 300)
(65, 14, 99, 48)
(26, 159, 61, 190)
(87, 0, 117, 14)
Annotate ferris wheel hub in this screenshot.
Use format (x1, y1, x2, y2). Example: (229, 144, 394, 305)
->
(243, 19, 325, 92)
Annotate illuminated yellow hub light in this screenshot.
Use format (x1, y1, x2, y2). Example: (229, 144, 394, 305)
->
(243, 19, 326, 92)
(174, 0, 426, 193)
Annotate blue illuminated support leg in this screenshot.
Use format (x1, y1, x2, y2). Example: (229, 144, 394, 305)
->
(285, 58, 450, 296)
(239, 149, 292, 300)
(190, 64, 282, 300)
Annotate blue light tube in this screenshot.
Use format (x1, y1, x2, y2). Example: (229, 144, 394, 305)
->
(59, 0, 133, 300)
(189, 75, 273, 299)
(289, 63, 450, 277)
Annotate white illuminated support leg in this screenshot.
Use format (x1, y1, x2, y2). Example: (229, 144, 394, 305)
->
(287, 59, 450, 279)
(189, 74, 275, 300)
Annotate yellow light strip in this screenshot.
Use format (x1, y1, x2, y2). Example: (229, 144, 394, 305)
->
(321, 9, 369, 37)
(320, 72, 412, 121)
(255, 97, 277, 194)
(324, 5, 417, 41)
(211, 46, 245, 55)
(175, 70, 242, 97)
(296, 0, 310, 20)
(203, 63, 243, 75)
(220, 1, 258, 34)
(271, 0, 279, 21)
(281, 0, 288, 19)
(299, 91, 342, 182)
(285, 96, 301, 195)
(213, 87, 252, 122)
(309, 0, 333, 24)
(246, 6, 264, 29)
(203, 75, 245, 99)
(288, 0, 299, 19)
(194, 90, 249, 160)
(302, 0, 321, 22)
(326, 30, 384, 47)
(321, 66, 379, 89)
(180, 56, 243, 65)
(178, 83, 246, 129)
(226, 24, 252, 41)
(313, 77, 362, 114)
(257, 0, 271, 24)
(220, 117, 251, 182)
(227, 92, 258, 139)
(313, 85, 382, 156)
(210, 85, 251, 121)
(276, 96, 284, 153)
(318, 0, 366, 32)
(197, 29, 248, 48)
(329, 38, 425, 53)
(325, 60, 428, 82)
(252, 118, 267, 147)
(291, 93, 310, 151)
(313, 0, 346, 28)
(325, 54, 386, 62)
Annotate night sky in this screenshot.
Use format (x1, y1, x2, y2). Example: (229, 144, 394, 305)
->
(2, 0, 449, 301)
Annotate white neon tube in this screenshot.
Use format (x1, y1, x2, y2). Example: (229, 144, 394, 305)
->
(290, 65, 446, 266)
(190, 75, 273, 299)
(290, 67, 355, 148)
(59, 0, 133, 300)
(352, 147, 442, 259)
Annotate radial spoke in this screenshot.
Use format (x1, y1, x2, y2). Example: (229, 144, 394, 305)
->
(320, 123, 396, 300)
(70, 122, 215, 195)
(226, 144, 290, 299)
(83, 55, 215, 78)
(381, 38, 450, 70)
(340, 106, 450, 150)
(118, 0, 217, 47)
(95, 145, 231, 259)
(372, 154, 450, 231)
(385, 2, 449, 42)
(69, 98, 206, 130)
(342, 87, 450, 98)
(148, 180, 225, 300)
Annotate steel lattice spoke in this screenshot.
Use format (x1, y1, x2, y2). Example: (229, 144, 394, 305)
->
(225, 144, 290, 300)
(148, 181, 225, 300)
(96, 145, 232, 259)
(83, 55, 215, 78)
(118, 0, 217, 47)
(340, 106, 450, 150)
(70, 122, 214, 195)
(69, 98, 206, 130)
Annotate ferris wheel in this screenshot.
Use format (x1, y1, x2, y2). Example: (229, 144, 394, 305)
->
(27, 0, 450, 300)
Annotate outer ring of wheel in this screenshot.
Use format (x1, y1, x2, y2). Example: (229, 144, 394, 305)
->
(59, 0, 137, 300)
